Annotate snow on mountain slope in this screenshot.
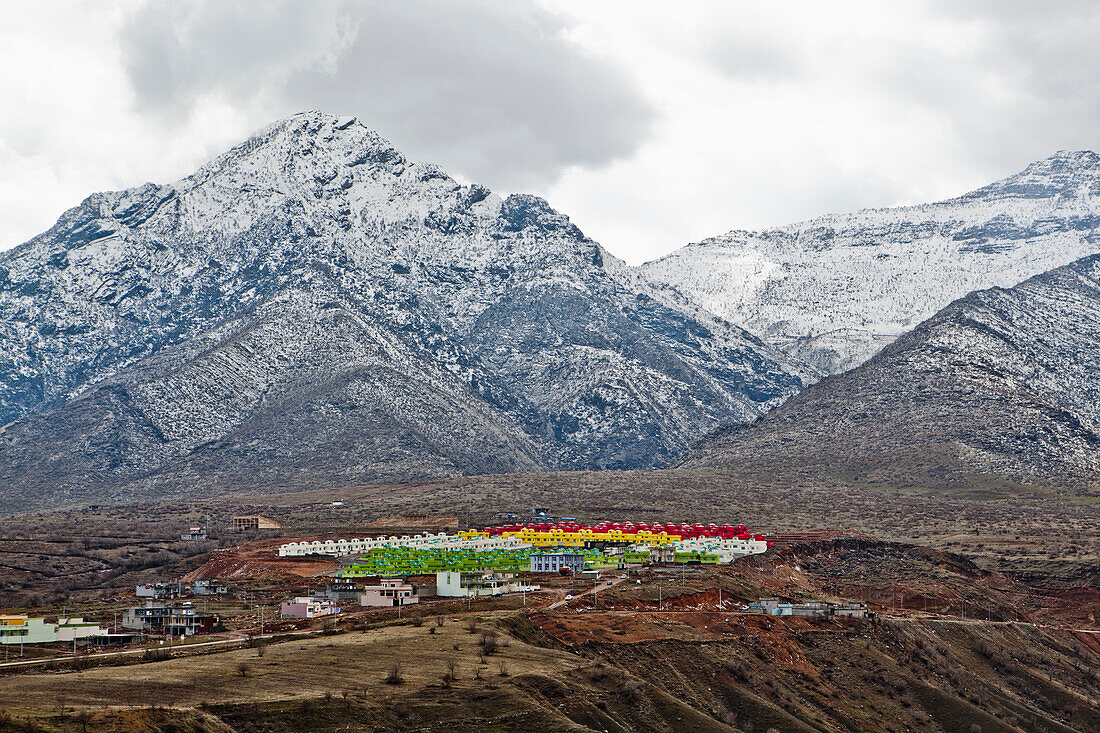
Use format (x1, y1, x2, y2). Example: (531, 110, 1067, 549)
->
(639, 151, 1100, 375)
(0, 112, 811, 513)
(680, 253, 1100, 487)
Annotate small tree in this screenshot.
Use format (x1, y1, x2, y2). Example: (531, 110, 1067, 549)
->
(447, 658, 458, 680)
(384, 660, 403, 685)
(410, 608, 423, 627)
(74, 709, 93, 733)
(236, 663, 250, 677)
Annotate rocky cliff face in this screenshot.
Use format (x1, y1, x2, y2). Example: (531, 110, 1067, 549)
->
(680, 254, 1100, 486)
(640, 151, 1100, 375)
(0, 112, 811, 512)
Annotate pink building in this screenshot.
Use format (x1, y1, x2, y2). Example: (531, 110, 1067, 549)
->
(279, 597, 339, 619)
(359, 579, 419, 608)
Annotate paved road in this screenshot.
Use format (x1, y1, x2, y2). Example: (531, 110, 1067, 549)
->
(0, 629, 317, 670)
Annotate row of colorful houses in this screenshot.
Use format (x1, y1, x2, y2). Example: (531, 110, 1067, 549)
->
(277, 533, 527, 557)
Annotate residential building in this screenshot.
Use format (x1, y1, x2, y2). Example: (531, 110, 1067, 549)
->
(318, 580, 364, 601)
(435, 571, 539, 598)
(54, 618, 110, 642)
(180, 526, 207, 541)
(360, 579, 420, 608)
(190, 579, 228, 596)
(1, 615, 108, 645)
(278, 532, 528, 558)
(123, 601, 219, 636)
(529, 553, 584, 574)
(232, 515, 281, 532)
(136, 582, 184, 600)
(280, 597, 339, 619)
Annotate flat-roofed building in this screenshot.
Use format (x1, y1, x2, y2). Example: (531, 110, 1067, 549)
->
(360, 579, 419, 608)
(280, 597, 339, 619)
(0, 615, 107, 645)
(529, 552, 584, 574)
(435, 571, 539, 598)
(136, 582, 184, 599)
(123, 602, 219, 636)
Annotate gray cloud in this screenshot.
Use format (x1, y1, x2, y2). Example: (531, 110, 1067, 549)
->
(875, 0, 1100, 173)
(705, 32, 804, 83)
(119, 0, 656, 190)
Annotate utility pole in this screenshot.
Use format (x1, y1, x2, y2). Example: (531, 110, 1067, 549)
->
(260, 607, 264, 636)
(659, 583, 662, 612)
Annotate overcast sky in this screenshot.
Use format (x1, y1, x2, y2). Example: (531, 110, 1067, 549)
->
(2, 1, 1098, 264)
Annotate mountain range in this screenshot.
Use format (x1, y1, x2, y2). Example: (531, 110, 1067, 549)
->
(3, 112, 1100, 514)
(680, 253, 1100, 492)
(0, 112, 810, 513)
(640, 151, 1100, 374)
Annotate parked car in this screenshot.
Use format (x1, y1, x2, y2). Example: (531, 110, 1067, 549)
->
(564, 594, 574, 600)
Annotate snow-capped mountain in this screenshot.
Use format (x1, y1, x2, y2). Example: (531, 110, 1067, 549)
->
(0, 112, 811, 513)
(681, 253, 1100, 485)
(640, 151, 1100, 375)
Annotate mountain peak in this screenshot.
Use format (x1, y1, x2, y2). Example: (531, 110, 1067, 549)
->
(963, 149, 1100, 203)
(640, 149, 1100, 376)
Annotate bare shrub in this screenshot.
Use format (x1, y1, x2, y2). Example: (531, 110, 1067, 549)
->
(384, 661, 403, 685)
(410, 609, 423, 627)
(498, 661, 509, 677)
(447, 658, 458, 680)
(236, 663, 249, 677)
(479, 628, 499, 654)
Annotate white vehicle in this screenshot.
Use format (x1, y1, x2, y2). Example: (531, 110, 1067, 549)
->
(564, 594, 574, 600)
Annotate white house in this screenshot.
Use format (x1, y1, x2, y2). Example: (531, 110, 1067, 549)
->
(435, 572, 539, 598)
(280, 597, 339, 619)
(360, 579, 420, 608)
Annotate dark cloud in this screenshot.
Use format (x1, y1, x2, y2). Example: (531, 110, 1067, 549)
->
(119, 0, 655, 189)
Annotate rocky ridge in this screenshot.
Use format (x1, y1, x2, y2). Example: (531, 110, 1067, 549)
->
(680, 253, 1100, 486)
(640, 151, 1100, 374)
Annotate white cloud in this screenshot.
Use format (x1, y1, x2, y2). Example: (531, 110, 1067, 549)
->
(1, 1, 1098, 264)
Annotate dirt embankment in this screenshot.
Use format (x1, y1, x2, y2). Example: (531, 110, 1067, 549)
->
(183, 540, 338, 582)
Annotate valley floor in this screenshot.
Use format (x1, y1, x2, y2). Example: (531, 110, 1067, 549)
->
(1, 540, 1099, 732)
(1, 470, 1098, 731)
